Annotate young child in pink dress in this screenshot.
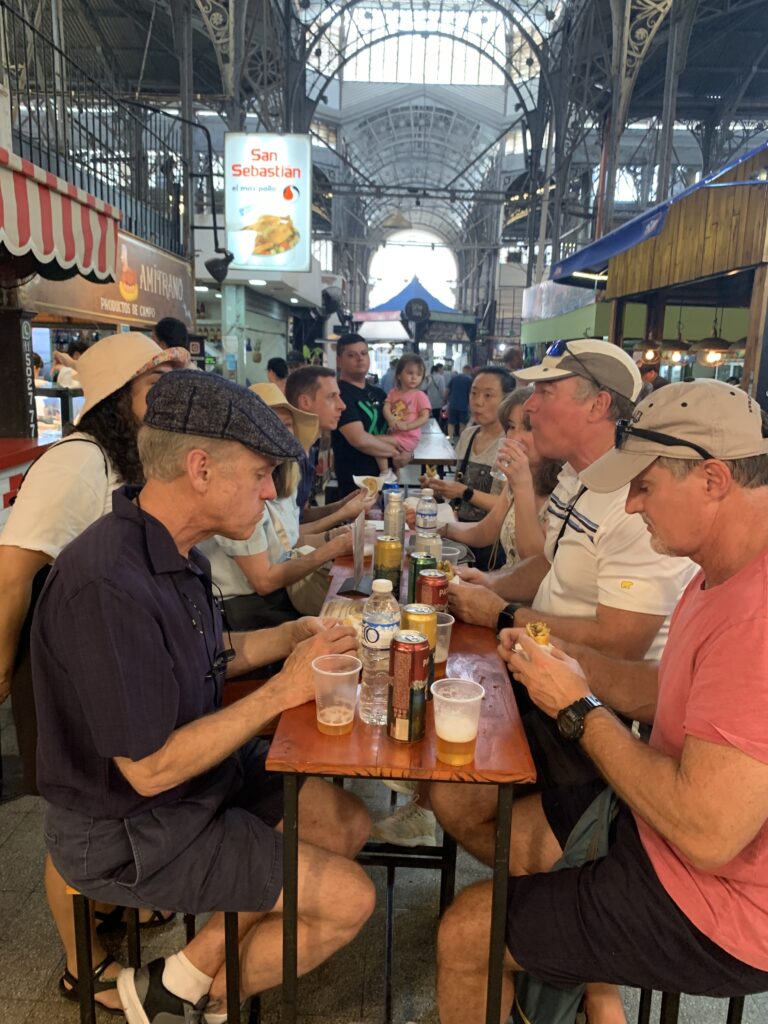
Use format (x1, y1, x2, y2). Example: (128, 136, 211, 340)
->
(381, 354, 432, 473)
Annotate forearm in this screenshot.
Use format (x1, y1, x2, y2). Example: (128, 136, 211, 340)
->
(227, 621, 295, 676)
(514, 607, 652, 662)
(464, 488, 501, 514)
(445, 515, 498, 549)
(491, 554, 550, 603)
(248, 548, 328, 593)
(511, 486, 546, 560)
(116, 677, 291, 796)
(580, 709, 714, 865)
(302, 497, 349, 523)
(356, 434, 400, 457)
(561, 643, 658, 722)
(299, 508, 347, 536)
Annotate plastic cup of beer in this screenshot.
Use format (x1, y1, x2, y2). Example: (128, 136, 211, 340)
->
(312, 655, 361, 736)
(431, 678, 484, 766)
(434, 612, 455, 680)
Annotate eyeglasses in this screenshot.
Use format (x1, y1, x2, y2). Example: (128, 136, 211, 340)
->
(545, 340, 606, 393)
(615, 419, 714, 461)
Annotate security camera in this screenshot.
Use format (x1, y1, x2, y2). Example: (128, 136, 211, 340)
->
(204, 251, 234, 284)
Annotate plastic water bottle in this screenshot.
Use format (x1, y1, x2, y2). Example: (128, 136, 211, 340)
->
(383, 489, 405, 547)
(413, 488, 442, 560)
(360, 579, 401, 725)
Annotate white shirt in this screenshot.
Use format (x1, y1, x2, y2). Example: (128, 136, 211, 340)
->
(201, 494, 301, 600)
(533, 464, 696, 661)
(0, 434, 119, 558)
(199, 526, 268, 601)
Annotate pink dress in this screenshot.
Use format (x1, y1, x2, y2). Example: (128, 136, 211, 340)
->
(386, 388, 432, 451)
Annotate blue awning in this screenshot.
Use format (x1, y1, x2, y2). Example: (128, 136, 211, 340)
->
(550, 140, 768, 287)
(369, 275, 456, 313)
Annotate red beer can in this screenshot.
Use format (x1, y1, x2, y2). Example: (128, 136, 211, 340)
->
(416, 568, 449, 611)
(387, 631, 430, 742)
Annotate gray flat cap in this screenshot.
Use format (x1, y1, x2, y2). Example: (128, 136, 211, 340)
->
(144, 369, 305, 461)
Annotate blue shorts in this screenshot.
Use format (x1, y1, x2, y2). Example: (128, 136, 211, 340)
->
(44, 738, 287, 914)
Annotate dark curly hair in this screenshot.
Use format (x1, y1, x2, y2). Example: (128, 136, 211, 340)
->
(66, 383, 144, 485)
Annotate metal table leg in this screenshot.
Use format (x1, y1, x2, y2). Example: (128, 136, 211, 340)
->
(438, 832, 457, 917)
(282, 772, 300, 1024)
(72, 893, 96, 1024)
(485, 782, 514, 1024)
(384, 863, 396, 1024)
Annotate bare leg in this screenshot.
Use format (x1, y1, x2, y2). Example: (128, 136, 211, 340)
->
(45, 855, 123, 1011)
(180, 776, 373, 1009)
(584, 983, 628, 1024)
(437, 881, 519, 1024)
(431, 784, 562, 875)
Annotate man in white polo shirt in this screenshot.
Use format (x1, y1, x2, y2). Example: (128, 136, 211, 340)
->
(444, 340, 695, 789)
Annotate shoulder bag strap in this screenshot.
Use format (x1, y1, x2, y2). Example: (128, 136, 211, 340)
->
(455, 426, 480, 482)
(268, 505, 293, 553)
(12, 437, 109, 504)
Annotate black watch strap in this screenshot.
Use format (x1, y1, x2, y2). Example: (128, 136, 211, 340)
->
(557, 695, 604, 741)
(497, 602, 524, 635)
(462, 486, 475, 503)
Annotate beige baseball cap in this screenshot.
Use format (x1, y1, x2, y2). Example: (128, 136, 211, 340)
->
(249, 381, 320, 451)
(75, 332, 189, 422)
(581, 380, 768, 493)
(515, 338, 642, 402)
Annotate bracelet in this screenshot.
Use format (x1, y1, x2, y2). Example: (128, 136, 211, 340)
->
(324, 530, 332, 542)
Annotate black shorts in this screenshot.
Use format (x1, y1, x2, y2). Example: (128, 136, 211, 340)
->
(505, 783, 768, 996)
(45, 738, 290, 915)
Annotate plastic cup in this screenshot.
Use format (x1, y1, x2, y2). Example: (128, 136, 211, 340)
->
(431, 678, 484, 766)
(312, 655, 361, 736)
(434, 612, 455, 680)
(441, 544, 462, 565)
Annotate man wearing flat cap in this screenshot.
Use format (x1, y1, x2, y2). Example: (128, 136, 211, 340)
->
(32, 371, 374, 1024)
(437, 380, 768, 1023)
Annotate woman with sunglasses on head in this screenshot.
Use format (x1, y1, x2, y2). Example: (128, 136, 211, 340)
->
(0, 332, 188, 1013)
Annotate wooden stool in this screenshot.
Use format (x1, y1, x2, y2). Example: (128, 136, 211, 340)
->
(67, 888, 260, 1024)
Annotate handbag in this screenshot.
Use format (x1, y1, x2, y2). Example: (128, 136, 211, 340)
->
(270, 509, 332, 616)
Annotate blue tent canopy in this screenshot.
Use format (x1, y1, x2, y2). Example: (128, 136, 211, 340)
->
(550, 140, 768, 287)
(369, 275, 456, 314)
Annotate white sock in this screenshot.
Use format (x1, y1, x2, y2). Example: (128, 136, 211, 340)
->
(203, 1013, 228, 1024)
(162, 951, 213, 1005)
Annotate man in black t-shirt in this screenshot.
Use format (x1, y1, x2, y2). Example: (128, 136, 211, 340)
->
(331, 334, 408, 496)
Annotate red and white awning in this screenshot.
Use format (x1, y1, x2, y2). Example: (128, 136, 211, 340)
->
(0, 146, 121, 280)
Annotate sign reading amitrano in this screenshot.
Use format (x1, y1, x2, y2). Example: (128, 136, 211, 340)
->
(21, 231, 194, 327)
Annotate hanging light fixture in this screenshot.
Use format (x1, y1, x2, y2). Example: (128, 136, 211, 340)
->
(660, 307, 691, 365)
(689, 310, 733, 367)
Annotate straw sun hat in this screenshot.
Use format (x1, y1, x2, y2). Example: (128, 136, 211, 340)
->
(249, 381, 320, 451)
(74, 331, 189, 422)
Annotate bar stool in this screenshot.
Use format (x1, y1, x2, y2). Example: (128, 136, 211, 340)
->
(67, 888, 260, 1024)
(635, 990, 746, 1023)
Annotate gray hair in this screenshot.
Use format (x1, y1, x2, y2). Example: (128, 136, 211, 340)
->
(137, 425, 244, 481)
(655, 454, 768, 490)
(572, 376, 635, 422)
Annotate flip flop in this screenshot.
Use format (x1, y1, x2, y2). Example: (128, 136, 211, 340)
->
(59, 953, 124, 1016)
(139, 910, 176, 929)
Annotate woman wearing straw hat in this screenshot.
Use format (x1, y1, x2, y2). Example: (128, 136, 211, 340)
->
(201, 382, 354, 630)
(0, 331, 188, 1012)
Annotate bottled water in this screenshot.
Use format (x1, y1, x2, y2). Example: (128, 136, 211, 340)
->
(360, 579, 401, 725)
(383, 490, 405, 547)
(413, 488, 442, 560)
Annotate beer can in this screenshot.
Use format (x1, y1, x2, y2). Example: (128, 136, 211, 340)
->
(407, 553, 437, 604)
(373, 535, 403, 593)
(402, 603, 438, 696)
(416, 569, 449, 611)
(387, 631, 430, 742)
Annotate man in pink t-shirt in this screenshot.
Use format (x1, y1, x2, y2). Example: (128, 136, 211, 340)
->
(436, 380, 768, 1024)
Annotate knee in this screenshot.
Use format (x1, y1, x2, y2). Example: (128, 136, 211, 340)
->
(333, 862, 375, 935)
(437, 883, 492, 971)
(342, 793, 371, 856)
(430, 782, 465, 835)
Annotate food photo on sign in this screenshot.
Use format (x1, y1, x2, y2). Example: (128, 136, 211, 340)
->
(224, 133, 312, 272)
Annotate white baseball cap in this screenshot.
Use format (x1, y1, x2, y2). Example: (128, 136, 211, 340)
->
(515, 339, 642, 402)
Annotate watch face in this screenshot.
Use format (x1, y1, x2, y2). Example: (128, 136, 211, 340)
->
(557, 705, 583, 741)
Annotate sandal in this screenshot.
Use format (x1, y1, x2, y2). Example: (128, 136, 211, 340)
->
(139, 910, 176, 929)
(59, 953, 124, 1016)
(95, 906, 126, 936)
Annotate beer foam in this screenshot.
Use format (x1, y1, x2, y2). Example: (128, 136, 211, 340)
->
(435, 715, 478, 743)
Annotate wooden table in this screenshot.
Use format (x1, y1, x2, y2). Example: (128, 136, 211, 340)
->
(412, 418, 457, 467)
(266, 564, 535, 1024)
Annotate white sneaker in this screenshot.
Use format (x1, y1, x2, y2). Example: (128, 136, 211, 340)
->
(382, 779, 418, 795)
(370, 800, 438, 847)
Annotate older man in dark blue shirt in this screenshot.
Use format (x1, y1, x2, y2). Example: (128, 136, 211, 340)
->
(33, 371, 374, 1024)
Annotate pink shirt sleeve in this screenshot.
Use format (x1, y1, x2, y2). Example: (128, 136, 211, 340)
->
(412, 390, 431, 413)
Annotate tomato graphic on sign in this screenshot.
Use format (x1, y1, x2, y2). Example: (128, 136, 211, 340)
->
(283, 185, 300, 202)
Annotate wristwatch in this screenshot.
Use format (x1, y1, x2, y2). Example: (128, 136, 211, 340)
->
(496, 602, 524, 635)
(556, 695, 604, 741)
(461, 486, 475, 503)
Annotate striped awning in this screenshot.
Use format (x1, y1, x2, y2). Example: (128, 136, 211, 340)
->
(0, 147, 121, 281)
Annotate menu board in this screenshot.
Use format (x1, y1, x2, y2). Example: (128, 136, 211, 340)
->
(224, 133, 312, 273)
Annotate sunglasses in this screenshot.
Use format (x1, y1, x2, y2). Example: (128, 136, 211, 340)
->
(615, 419, 714, 461)
(545, 339, 606, 393)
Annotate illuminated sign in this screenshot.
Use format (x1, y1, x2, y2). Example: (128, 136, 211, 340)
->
(224, 133, 312, 273)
